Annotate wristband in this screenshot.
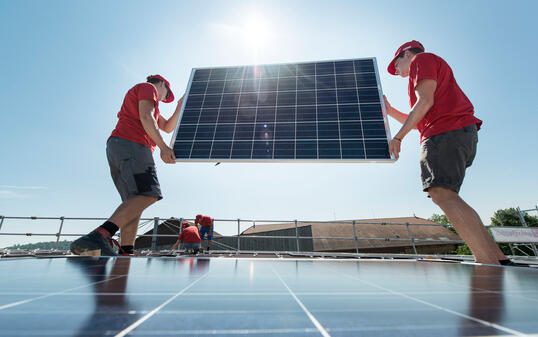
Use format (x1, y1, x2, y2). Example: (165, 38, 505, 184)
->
(393, 137, 402, 142)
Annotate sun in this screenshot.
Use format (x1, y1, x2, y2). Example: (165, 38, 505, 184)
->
(241, 16, 272, 50)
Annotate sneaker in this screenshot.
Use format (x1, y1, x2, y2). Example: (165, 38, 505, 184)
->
(70, 231, 118, 256)
(500, 260, 531, 267)
(112, 241, 135, 256)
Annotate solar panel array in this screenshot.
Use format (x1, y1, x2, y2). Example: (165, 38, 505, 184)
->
(3, 257, 537, 336)
(171, 58, 393, 162)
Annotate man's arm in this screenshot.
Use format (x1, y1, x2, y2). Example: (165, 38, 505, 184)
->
(171, 240, 180, 251)
(388, 79, 437, 160)
(157, 95, 184, 134)
(139, 99, 175, 164)
(383, 95, 411, 125)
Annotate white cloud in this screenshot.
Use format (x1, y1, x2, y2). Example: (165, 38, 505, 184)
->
(0, 185, 47, 190)
(0, 190, 26, 198)
(0, 185, 47, 198)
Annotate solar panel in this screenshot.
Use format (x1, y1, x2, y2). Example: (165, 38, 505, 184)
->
(2, 257, 538, 336)
(170, 58, 395, 162)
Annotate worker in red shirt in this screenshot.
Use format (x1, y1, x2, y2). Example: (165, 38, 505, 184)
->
(171, 222, 201, 254)
(70, 75, 183, 256)
(384, 41, 508, 265)
(195, 214, 214, 252)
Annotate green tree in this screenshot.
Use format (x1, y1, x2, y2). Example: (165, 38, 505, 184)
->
(454, 244, 472, 255)
(490, 208, 538, 256)
(431, 208, 538, 256)
(429, 213, 471, 255)
(429, 213, 455, 233)
(490, 208, 538, 227)
(3, 240, 72, 250)
(429, 214, 449, 225)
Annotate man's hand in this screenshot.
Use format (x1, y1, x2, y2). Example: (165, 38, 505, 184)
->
(388, 138, 402, 160)
(160, 146, 176, 164)
(176, 94, 184, 108)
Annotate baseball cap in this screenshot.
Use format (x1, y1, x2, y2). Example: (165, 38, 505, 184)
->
(148, 74, 175, 103)
(387, 40, 425, 75)
(182, 222, 190, 228)
(195, 214, 203, 224)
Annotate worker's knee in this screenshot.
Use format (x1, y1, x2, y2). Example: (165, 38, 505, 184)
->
(428, 186, 458, 206)
(137, 195, 159, 206)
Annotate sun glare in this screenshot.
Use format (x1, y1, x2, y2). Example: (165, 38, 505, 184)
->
(241, 16, 272, 50)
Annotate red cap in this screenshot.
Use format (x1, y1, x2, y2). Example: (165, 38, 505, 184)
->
(182, 222, 190, 228)
(195, 214, 202, 224)
(148, 74, 175, 103)
(387, 40, 424, 75)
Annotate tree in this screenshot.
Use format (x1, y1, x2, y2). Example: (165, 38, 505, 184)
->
(429, 213, 455, 233)
(429, 213, 470, 254)
(454, 244, 472, 255)
(430, 208, 538, 256)
(490, 208, 538, 256)
(429, 214, 449, 225)
(490, 208, 538, 227)
(2, 240, 72, 250)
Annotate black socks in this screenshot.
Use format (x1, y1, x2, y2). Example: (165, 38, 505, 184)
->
(120, 245, 134, 254)
(98, 221, 119, 237)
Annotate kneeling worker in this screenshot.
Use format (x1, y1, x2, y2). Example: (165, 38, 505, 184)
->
(171, 222, 201, 254)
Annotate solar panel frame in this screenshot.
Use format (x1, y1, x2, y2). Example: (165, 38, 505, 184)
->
(170, 57, 396, 163)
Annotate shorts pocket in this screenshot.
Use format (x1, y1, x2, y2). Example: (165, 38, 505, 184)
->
(133, 166, 158, 193)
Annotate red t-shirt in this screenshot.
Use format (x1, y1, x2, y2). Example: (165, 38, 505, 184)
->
(408, 53, 482, 142)
(178, 226, 201, 243)
(110, 82, 160, 152)
(199, 216, 213, 227)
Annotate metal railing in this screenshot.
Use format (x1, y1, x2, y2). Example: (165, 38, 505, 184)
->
(0, 206, 535, 256)
(0, 215, 462, 255)
(498, 206, 538, 256)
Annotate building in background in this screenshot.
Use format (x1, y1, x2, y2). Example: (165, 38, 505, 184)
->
(135, 217, 461, 254)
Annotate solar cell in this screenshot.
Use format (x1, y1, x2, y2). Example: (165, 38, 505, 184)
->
(171, 58, 394, 162)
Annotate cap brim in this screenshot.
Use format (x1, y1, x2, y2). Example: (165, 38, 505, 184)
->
(163, 90, 175, 103)
(387, 55, 398, 75)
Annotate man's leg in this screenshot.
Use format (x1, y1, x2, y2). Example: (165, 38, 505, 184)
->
(119, 216, 141, 253)
(428, 186, 507, 265)
(114, 196, 158, 252)
(109, 195, 159, 228)
(199, 226, 208, 251)
(71, 196, 158, 256)
(207, 227, 213, 251)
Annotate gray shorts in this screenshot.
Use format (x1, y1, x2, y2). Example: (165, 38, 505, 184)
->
(420, 124, 478, 193)
(183, 242, 201, 249)
(106, 137, 162, 202)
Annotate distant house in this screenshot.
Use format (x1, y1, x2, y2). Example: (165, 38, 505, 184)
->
(135, 216, 461, 254)
(236, 217, 461, 254)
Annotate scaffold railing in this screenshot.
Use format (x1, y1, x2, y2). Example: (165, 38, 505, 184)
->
(0, 206, 535, 257)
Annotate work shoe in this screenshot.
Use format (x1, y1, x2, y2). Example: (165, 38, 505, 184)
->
(500, 260, 532, 268)
(70, 231, 118, 256)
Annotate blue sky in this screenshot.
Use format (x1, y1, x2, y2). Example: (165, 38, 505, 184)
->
(1, 0, 537, 247)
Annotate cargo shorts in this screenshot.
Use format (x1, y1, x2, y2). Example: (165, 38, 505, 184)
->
(106, 137, 163, 202)
(420, 124, 478, 194)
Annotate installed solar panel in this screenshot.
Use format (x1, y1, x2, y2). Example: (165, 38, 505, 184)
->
(171, 58, 394, 162)
(2, 257, 537, 336)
